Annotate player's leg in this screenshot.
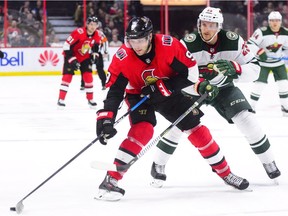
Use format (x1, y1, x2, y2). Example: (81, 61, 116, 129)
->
(57, 60, 75, 107)
(158, 95, 249, 190)
(250, 66, 270, 112)
(273, 65, 288, 116)
(96, 53, 107, 90)
(150, 126, 182, 188)
(213, 86, 281, 179)
(96, 95, 156, 201)
(81, 59, 97, 108)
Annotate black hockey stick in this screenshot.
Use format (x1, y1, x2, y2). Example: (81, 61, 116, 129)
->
(10, 95, 149, 214)
(91, 92, 208, 172)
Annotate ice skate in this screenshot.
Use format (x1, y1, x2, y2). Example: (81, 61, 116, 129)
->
(281, 106, 288, 117)
(263, 161, 281, 179)
(88, 100, 97, 109)
(223, 173, 249, 190)
(57, 99, 65, 109)
(80, 86, 85, 91)
(102, 86, 106, 90)
(150, 162, 167, 188)
(95, 175, 125, 201)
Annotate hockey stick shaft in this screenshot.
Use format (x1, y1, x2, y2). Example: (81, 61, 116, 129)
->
(91, 93, 208, 172)
(11, 95, 149, 214)
(267, 56, 288, 61)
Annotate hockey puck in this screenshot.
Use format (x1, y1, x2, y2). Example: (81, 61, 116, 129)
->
(10, 207, 16, 211)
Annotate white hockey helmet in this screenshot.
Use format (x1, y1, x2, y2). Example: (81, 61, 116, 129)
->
(198, 7, 224, 29)
(198, 7, 224, 43)
(268, 11, 282, 21)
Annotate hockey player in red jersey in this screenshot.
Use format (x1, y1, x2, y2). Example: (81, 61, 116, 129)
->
(95, 16, 249, 201)
(57, 16, 102, 108)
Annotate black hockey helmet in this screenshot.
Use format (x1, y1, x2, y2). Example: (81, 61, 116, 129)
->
(125, 16, 153, 39)
(87, 16, 98, 24)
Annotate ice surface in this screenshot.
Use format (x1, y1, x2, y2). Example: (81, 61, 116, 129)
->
(0, 75, 287, 216)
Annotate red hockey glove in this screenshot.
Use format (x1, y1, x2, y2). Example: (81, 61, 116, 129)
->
(141, 79, 173, 104)
(96, 110, 117, 145)
(213, 59, 242, 79)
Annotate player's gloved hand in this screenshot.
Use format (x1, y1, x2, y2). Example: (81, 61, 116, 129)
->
(96, 109, 117, 145)
(0, 50, 4, 58)
(213, 59, 242, 79)
(197, 80, 219, 101)
(68, 57, 80, 71)
(257, 48, 268, 61)
(141, 79, 173, 104)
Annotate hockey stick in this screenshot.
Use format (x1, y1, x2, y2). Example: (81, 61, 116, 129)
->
(10, 95, 149, 214)
(91, 92, 208, 172)
(267, 56, 288, 61)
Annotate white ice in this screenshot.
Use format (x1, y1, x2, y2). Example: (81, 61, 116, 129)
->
(0, 75, 287, 216)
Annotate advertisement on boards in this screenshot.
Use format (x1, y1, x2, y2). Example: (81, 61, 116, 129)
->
(0, 47, 117, 76)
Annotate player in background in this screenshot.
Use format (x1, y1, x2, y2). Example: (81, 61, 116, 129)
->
(95, 16, 249, 201)
(57, 16, 101, 109)
(149, 7, 281, 188)
(248, 11, 288, 116)
(80, 27, 108, 91)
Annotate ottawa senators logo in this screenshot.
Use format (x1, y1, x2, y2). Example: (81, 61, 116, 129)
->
(79, 41, 91, 55)
(142, 69, 158, 85)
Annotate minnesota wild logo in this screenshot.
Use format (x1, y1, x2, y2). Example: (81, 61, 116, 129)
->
(266, 43, 282, 52)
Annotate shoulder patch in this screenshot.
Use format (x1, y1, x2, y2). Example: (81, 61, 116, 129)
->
(77, 28, 84, 34)
(116, 48, 127, 61)
(183, 33, 197, 43)
(260, 26, 267, 31)
(162, 35, 173, 46)
(226, 31, 238, 40)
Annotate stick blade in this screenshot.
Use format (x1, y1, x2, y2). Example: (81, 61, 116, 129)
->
(11, 201, 24, 214)
(90, 161, 117, 171)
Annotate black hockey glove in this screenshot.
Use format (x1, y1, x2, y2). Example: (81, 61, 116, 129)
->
(213, 60, 242, 79)
(197, 80, 219, 101)
(257, 48, 268, 61)
(0, 50, 4, 58)
(141, 79, 173, 104)
(96, 109, 117, 145)
(68, 57, 80, 71)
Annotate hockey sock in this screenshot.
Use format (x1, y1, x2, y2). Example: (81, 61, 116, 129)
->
(187, 125, 230, 178)
(108, 122, 154, 180)
(277, 80, 288, 109)
(82, 72, 94, 100)
(154, 126, 182, 165)
(232, 110, 275, 164)
(250, 81, 266, 109)
(59, 74, 73, 100)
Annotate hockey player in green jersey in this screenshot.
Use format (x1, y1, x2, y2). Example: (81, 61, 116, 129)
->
(150, 7, 281, 188)
(248, 11, 288, 116)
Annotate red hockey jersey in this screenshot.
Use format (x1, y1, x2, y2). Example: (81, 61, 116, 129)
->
(107, 34, 197, 94)
(63, 27, 102, 63)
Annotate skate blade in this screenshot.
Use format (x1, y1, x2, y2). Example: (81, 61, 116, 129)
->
(272, 178, 279, 185)
(150, 178, 165, 188)
(94, 189, 123, 201)
(89, 105, 97, 110)
(57, 106, 65, 110)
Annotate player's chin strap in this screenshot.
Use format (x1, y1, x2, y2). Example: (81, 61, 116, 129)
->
(91, 92, 208, 172)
